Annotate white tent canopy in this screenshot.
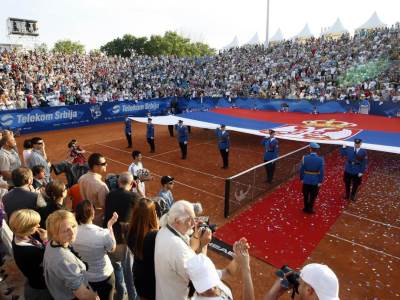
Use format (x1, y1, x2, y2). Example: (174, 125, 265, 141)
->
(293, 24, 313, 39)
(270, 28, 284, 42)
(357, 12, 386, 30)
(245, 33, 260, 45)
(223, 36, 239, 49)
(323, 18, 348, 35)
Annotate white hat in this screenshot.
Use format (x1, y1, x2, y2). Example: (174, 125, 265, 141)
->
(300, 263, 339, 300)
(185, 254, 220, 293)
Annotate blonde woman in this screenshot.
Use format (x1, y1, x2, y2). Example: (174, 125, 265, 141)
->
(9, 209, 53, 300)
(43, 210, 99, 300)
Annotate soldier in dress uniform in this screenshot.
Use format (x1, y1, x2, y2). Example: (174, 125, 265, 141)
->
(300, 142, 324, 213)
(175, 120, 189, 159)
(340, 138, 367, 201)
(215, 124, 230, 169)
(262, 129, 279, 183)
(124, 115, 132, 148)
(146, 118, 155, 153)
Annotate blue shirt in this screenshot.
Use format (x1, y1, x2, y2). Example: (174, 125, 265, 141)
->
(147, 123, 154, 139)
(216, 129, 230, 150)
(175, 125, 188, 143)
(125, 118, 132, 134)
(340, 147, 367, 174)
(158, 189, 174, 209)
(300, 153, 324, 185)
(262, 137, 279, 161)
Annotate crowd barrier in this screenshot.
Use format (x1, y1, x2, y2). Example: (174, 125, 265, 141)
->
(0, 99, 172, 134)
(178, 97, 400, 117)
(0, 97, 398, 134)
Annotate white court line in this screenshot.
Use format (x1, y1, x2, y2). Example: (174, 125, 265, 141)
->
(150, 141, 214, 158)
(97, 143, 225, 180)
(326, 233, 400, 261)
(82, 137, 123, 147)
(343, 211, 400, 230)
(90, 152, 225, 200)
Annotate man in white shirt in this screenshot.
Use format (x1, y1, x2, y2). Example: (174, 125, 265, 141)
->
(128, 150, 145, 196)
(0, 133, 21, 185)
(154, 200, 211, 300)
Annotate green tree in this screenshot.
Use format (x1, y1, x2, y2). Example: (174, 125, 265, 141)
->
(100, 34, 148, 57)
(53, 39, 85, 54)
(101, 31, 214, 57)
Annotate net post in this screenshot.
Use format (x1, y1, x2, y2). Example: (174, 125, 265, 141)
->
(224, 178, 231, 218)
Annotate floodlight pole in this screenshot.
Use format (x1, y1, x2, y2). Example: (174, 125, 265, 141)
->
(265, 0, 270, 48)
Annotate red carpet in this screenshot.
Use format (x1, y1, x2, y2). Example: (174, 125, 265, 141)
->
(214, 150, 371, 269)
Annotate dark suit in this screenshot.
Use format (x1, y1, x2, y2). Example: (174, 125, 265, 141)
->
(3, 187, 38, 219)
(103, 188, 139, 243)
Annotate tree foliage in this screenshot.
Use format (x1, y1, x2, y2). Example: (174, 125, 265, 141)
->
(100, 31, 214, 57)
(53, 40, 85, 54)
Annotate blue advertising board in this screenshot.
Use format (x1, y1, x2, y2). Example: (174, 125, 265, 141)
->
(0, 99, 171, 134)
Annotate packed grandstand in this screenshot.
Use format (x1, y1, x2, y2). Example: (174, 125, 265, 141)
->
(0, 26, 399, 111)
(0, 6, 400, 300)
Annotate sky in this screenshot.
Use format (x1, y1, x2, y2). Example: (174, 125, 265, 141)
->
(0, 0, 399, 50)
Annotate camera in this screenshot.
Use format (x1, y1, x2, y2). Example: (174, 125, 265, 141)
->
(197, 216, 217, 233)
(275, 265, 300, 298)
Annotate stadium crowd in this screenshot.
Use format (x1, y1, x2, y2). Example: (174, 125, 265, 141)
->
(0, 26, 399, 110)
(0, 129, 341, 300)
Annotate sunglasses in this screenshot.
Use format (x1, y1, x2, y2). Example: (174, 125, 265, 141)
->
(96, 161, 107, 166)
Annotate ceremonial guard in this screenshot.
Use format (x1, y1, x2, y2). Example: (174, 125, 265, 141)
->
(300, 142, 324, 213)
(262, 129, 279, 183)
(175, 120, 189, 159)
(146, 118, 155, 153)
(216, 124, 230, 169)
(340, 138, 367, 201)
(124, 116, 132, 148)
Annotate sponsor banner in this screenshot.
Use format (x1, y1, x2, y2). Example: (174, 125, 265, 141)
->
(0, 99, 171, 134)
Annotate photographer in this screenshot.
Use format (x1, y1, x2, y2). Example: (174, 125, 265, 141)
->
(154, 200, 212, 300)
(264, 263, 339, 300)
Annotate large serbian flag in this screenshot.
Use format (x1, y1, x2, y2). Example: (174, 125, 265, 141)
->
(130, 108, 400, 154)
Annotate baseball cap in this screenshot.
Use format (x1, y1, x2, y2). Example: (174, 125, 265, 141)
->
(354, 138, 362, 144)
(178, 120, 183, 123)
(309, 142, 320, 149)
(300, 263, 339, 300)
(161, 175, 174, 185)
(185, 254, 221, 293)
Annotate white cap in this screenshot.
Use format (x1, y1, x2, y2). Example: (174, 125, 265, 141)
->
(185, 254, 220, 293)
(300, 263, 339, 300)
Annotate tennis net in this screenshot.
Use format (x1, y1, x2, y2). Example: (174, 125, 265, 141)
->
(224, 144, 334, 217)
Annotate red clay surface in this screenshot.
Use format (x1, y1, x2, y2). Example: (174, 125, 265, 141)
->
(4, 121, 399, 300)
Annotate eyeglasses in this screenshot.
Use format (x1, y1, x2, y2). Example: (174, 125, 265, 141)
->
(96, 161, 107, 166)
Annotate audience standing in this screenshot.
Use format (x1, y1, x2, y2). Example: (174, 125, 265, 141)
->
(73, 200, 118, 300)
(78, 153, 109, 224)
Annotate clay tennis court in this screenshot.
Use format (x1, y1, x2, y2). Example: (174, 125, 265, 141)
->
(12, 121, 400, 300)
